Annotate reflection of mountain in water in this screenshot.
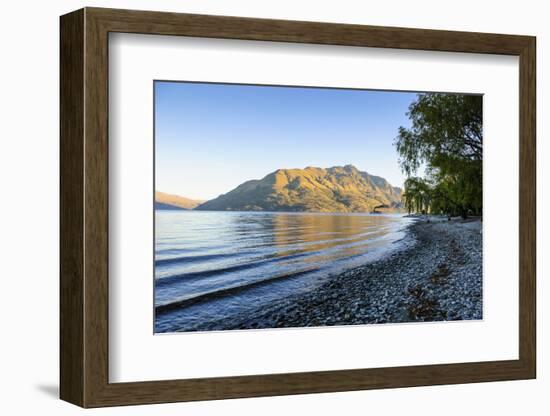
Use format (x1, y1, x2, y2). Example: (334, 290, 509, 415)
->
(270, 212, 392, 261)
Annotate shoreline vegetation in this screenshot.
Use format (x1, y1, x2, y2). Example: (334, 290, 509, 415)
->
(396, 94, 483, 218)
(177, 215, 482, 332)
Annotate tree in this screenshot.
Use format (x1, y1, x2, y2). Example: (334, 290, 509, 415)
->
(395, 93, 483, 218)
(402, 177, 432, 214)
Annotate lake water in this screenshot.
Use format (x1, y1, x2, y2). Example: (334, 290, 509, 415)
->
(155, 211, 413, 332)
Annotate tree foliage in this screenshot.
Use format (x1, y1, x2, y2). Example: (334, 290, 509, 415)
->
(395, 93, 483, 217)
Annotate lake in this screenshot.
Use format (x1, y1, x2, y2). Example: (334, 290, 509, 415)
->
(155, 210, 413, 332)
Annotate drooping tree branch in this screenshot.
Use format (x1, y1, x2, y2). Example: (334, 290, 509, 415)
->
(395, 93, 483, 216)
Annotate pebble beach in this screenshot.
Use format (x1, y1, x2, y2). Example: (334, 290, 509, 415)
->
(203, 216, 483, 331)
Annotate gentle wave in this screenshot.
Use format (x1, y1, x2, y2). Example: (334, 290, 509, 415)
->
(156, 267, 319, 313)
(155, 251, 253, 266)
(156, 251, 313, 288)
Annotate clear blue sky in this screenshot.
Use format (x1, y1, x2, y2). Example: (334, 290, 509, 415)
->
(155, 81, 417, 201)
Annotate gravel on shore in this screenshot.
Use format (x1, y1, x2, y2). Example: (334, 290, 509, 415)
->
(218, 217, 483, 330)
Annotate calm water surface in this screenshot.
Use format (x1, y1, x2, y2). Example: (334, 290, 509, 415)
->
(155, 211, 413, 332)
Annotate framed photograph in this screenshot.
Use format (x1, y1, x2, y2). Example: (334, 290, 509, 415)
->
(60, 7, 536, 407)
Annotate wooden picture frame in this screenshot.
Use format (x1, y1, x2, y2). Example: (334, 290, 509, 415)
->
(60, 7, 536, 408)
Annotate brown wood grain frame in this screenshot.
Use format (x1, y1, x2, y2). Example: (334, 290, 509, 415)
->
(60, 7, 536, 408)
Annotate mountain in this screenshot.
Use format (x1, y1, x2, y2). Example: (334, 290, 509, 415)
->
(195, 165, 402, 213)
(155, 191, 205, 210)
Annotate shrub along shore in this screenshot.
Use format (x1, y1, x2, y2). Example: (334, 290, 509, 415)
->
(194, 216, 483, 331)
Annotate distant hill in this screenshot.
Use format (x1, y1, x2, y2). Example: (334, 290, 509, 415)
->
(195, 165, 402, 213)
(155, 191, 205, 210)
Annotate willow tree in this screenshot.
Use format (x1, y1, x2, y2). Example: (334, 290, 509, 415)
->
(402, 177, 432, 214)
(395, 93, 482, 218)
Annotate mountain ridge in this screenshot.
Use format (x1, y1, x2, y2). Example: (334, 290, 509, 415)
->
(155, 191, 205, 210)
(195, 165, 403, 213)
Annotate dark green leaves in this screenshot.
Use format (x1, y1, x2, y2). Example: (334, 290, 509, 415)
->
(395, 93, 483, 217)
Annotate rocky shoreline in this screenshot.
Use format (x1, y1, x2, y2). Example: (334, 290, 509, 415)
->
(209, 216, 483, 331)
